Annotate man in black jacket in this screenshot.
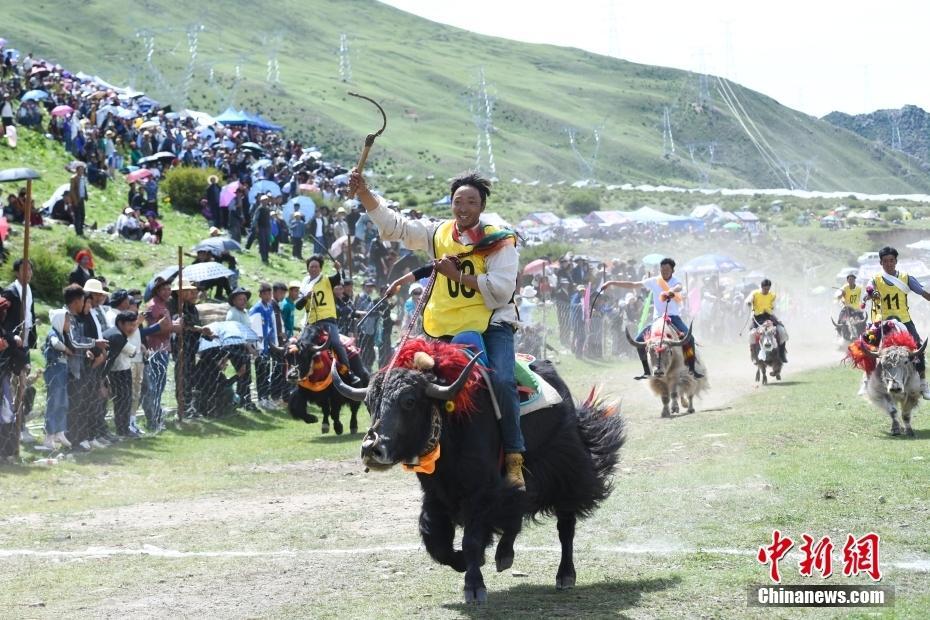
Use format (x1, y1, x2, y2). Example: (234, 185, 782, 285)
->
(102, 311, 140, 438)
(2, 259, 38, 444)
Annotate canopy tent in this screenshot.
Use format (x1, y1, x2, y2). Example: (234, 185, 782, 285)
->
(559, 217, 589, 232)
(215, 107, 252, 126)
(433, 195, 451, 206)
(583, 210, 630, 226)
(690, 204, 725, 219)
(480, 212, 511, 229)
(626, 206, 705, 231)
(527, 211, 561, 226)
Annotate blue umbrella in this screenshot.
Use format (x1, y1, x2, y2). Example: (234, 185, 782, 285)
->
(681, 253, 745, 274)
(21, 90, 49, 102)
(282, 195, 316, 222)
(248, 179, 281, 204)
(198, 321, 260, 352)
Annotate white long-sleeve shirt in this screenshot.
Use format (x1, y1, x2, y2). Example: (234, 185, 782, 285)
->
(367, 201, 518, 326)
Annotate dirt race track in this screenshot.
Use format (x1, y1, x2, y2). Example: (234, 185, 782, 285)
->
(2, 333, 929, 619)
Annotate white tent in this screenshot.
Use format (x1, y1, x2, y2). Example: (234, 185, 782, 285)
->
(481, 212, 511, 228)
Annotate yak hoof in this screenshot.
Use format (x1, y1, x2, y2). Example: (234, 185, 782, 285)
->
(661, 407, 671, 418)
(687, 406, 695, 414)
(350, 424, 358, 434)
(891, 424, 902, 436)
(496, 552, 514, 573)
(906, 427, 916, 438)
(321, 422, 330, 434)
(463, 586, 488, 604)
(333, 420, 344, 435)
(671, 403, 680, 414)
(302, 414, 318, 424)
(556, 574, 576, 590)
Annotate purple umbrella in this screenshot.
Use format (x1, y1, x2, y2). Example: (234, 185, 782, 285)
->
(219, 181, 240, 208)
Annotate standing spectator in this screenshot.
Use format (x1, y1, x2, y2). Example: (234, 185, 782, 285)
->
(227, 186, 245, 243)
(102, 311, 140, 438)
(3, 259, 39, 444)
(270, 283, 289, 403)
(41, 309, 72, 450)
(289, 212, 305, 260)
(282, 281, 300, 338)
(142, 278, 177, 432)
(246, 195, 272, 264)
(354, 280, 379, 371)
(310, 208, 327, 255)
(171, 281, 212, 418)
(68, 249, 95, 287)
(0, 297, 15, 461)
(249, 283, 278, 409)
(226, 287, 256, 412)
(69, 162, 88, 236)
(83, 279, 114, 444)
(143, 175, 158, 214)
(205, 175, 222, 228)
(0, 93, 13, 129)
(68, 292, 108, 450)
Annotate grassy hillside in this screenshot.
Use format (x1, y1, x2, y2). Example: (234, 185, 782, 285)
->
(1, 0, 928, 192)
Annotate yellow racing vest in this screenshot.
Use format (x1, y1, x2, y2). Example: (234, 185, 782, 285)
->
(751, 290, 776, 316)
(841, 285, 863, 310)
(423, 221, 500, 338)
(305, 275, 337, 323)
(873, 271, 911, 322)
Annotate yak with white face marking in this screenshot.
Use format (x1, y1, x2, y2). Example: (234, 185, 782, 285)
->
(626, 318, 708, 417)
(863, 336, 926, 437)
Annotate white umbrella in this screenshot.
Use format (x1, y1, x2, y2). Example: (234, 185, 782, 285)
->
(43, 183, 71, 210)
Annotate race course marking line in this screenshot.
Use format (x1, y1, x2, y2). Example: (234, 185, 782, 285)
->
(1, 544, 928, 572)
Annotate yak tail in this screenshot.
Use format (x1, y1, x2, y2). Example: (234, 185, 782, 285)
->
(576, 391, 626, 506)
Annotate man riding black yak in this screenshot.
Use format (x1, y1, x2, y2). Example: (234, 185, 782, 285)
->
(343, 170, 626, 603)
(352, 169, 528, 489)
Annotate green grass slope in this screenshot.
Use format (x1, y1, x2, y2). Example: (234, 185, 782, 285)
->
(0, 130, 309, 309)
(1, 0, 927, 193)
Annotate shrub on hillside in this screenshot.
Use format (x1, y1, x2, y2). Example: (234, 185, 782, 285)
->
(161, 167, 220, 214)
(564, 189, 600, 215)
(27, 245, 72, 302)
(63, 235, 115, 262)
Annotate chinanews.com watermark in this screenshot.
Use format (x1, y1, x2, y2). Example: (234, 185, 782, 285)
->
(748, 585, 893, 608)
(749, 530, 894, 608)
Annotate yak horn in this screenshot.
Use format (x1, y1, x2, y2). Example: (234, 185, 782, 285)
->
(625, 327, 646, 349)
(863, 346, 879, 359)
(915, 340, 928, 358)
(330, 361, 369, 401)
(424, 354, 481, 401)
(668, 322, 693, 347)
(831, 317, 838, 328)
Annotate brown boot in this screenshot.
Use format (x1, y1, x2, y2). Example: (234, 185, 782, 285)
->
(504, 452, 526, 491)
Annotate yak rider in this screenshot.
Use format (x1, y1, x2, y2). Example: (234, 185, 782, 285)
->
(295, 254, 363, 386)
(836, 273, 865, 323)
(350, 169, 527, 491)
(870, 246, 930, 399)
(599, 257, 703, 380)
(746, 278, 789, 364)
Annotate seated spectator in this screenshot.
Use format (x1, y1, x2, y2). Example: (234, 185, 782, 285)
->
(116, 207, 144, 240)
(49, 194, 75, 224)
(141, 210, 162, 244)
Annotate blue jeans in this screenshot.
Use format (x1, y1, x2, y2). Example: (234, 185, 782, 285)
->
(317, 319, 351, 369)
(43, 364, 69, 434)
(484, 323, 524, 453)
(636, 314, 691, 343)
(142, 351, 170, 429)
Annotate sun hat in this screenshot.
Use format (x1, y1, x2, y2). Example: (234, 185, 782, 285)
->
(83, 279, 106, 295)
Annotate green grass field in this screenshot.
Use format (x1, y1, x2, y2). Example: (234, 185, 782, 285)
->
(0, 346, 928, 618)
